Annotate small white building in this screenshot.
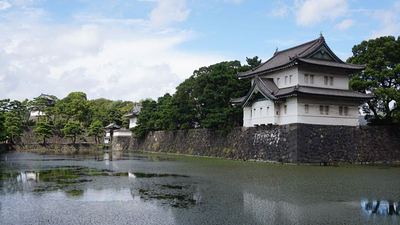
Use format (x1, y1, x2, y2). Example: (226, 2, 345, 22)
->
(124, 104, 142, 129)
(29, 94, 57, 121)
(232, 36, 372, 127)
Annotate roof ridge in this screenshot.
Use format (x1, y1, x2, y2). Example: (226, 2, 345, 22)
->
(246, 36, 322, 73)
(275, 36, 322, 55)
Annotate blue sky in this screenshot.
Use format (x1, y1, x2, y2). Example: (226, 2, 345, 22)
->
(0, 0, 399, 101)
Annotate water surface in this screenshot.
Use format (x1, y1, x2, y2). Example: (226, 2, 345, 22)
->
(0, 152, 399, 225)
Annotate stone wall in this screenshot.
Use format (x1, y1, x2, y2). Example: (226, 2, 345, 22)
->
(0, 144, 11, 153)
(127, 124, 400, 164)
(15, 143, 101, 155)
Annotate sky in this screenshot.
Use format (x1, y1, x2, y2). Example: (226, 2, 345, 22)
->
(0, 0, 399, 101)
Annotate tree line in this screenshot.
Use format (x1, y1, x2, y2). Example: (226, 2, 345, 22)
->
(0, 93, 133, 144)
(0, 36, 399, 144)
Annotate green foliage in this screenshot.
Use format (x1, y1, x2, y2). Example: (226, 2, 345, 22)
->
(54, 92, 90, 128)
(0, 99, 29, 143)
(34, 120, 53, 144)
(62, 121, 83, 144)
(347, 36, 400, 124)
(4, 112, 23, 143)
(133, 99, 158, 138)
(88, 120, 104, 143)
(88, 99, 133, 127)
(134, 58, 259, 137)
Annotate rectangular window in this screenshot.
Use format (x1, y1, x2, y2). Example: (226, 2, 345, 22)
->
(284, 105, 287, 114)
(329, 76, 334, 86)
(304, 104, 309, 113)
(310, 75, 314, 84)
(344, 106, 349, 116)
(319, 105, 324, 115)
(285, 76, 288, 85)
(339, 106, 343, 115)
(267, 106, 269, 115)
(324, 105, 329, 115)
(324, 76, 328, 85)
(289, 75, 293, 84)
(304, 74, 309, 83)
(260, 108, 263, 116)
(277, 78, 280, 85)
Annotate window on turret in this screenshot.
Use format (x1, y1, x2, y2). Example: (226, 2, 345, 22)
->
(289, 75, 293, 84)
(319, 105, 324, 114)
(339, 106, 343, 115)
(304, 104, 309, 113)
(310, 75, 314, 84)
(330, 77, 334, 86)
(324, 76, 328, 85)
(324, 106, 329, 115)
(277, 78, 280, 85)
(284, 105, 287, 114)
(285, 76, 288, 85)
(304, 74, 309, 83)
(267, 106, 270, 115)
(344, 106, 349, 116)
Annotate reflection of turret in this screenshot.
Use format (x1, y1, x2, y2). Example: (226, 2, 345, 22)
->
(361, 199, 399, 215)
(17, 171, 39, 183)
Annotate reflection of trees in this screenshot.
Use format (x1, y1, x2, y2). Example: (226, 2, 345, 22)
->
(361, 199, 399, 215)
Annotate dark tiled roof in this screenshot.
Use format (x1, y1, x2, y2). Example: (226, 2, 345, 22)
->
(105, 123, 121, 129)
(238, 36, 364, 78)
(231, 77, 279, 106)
(297, 58, 365, 70)
(231, 81, 373, 106)
(275, 86, 373, 99)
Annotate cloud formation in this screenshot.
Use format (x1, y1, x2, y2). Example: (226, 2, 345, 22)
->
(0, 1, 11, 10)
(335, 19, 354, 30)
(0, 0, 226, 101)
(295, 0, 348, 26)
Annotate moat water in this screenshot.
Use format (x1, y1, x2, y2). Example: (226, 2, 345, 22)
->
(0, 152, 399, 225)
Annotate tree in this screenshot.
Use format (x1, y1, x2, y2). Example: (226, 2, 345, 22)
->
(34, 120, 53, 145)
(88, 120, 104, 144)
(55, 92, 90, 127)
(347, 36, 400, 124)
(133, 99, 158, 138)
(62, 121, 83, 144)
(4, 112, 23, 144)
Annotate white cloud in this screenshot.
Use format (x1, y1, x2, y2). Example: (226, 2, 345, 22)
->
(270, 1, 289, 18)
(0, 1, 226, 101)
(0, 0, 11, 10)
(295, 0, 348, 26)
(370, 1, 400, 38)
(335, 19, 353, 30)
(149, 0, 190, 27)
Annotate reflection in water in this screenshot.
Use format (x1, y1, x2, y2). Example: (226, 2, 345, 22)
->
(243, 192, 301, 224)
(361, 199, 399, 216)
(1, 166, 198, 208)
(17, 171, 39, 183)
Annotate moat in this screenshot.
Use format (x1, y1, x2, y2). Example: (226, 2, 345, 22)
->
(1, 152, 399, 225)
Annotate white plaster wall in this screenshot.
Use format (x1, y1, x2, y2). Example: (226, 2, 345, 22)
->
(244, 99, 275, 126)
(298, 69, 349, 90)
(261, 67, 299, 89)
(277, 97, 298, 125)
(30, 111, 45, 117)
(114, 130, 132, 137)
(243, 97, 361, 127)
(297, 97, 360, 126)
(129, 117, 137, 129)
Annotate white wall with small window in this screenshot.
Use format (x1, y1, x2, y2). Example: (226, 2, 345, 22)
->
(243, 99, 275, 126)
(298, 69, 349, 90)
(260, 67, 298, 89)
(297, 97, 359, 126)
(277, 97, 298, 124)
